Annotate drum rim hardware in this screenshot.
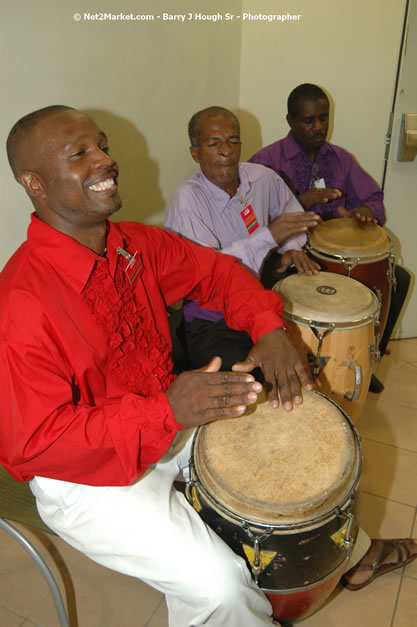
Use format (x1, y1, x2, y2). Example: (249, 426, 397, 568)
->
(186, 460, 361, 532)
(305, 242, 390, 268)
(286, 312, 376, 331)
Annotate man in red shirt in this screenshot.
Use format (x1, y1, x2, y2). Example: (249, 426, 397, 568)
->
(1, 106, 415, 626)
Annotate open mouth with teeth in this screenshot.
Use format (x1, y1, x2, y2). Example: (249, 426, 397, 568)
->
(88, 177, 117, 192)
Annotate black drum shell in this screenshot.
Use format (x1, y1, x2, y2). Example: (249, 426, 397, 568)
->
(188, 472, 360, 591)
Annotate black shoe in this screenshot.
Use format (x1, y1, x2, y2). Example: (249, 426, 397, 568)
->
(369, 374, 384, 393)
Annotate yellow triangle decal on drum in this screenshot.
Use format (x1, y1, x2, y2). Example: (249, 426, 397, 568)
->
(243, 544, 277, 574)
(190, 486, 201, 513)
(331, 519, 350, 550)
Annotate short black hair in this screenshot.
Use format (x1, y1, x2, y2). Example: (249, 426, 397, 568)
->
(188, 106, 240, 148)
(287, 84, 328, 118)
(6, 105, 75, 179)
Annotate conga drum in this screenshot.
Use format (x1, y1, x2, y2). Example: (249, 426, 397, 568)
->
(306, 218, 395, 344)
(274, 272, 379, 424)
(187, 391, 362, 621)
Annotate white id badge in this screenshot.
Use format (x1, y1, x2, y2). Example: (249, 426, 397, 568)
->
(314, 178, 326, 189)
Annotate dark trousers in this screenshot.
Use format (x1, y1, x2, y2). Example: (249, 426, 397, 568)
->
(378, 264, 411, 356)
(180, 253, 294, 379)
(175, 254, 410, 376)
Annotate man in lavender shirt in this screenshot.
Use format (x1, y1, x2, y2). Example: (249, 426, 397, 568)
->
(249, 83, 410, 393)
(164, 106, 320, 374)
(163, 106, 417, 597)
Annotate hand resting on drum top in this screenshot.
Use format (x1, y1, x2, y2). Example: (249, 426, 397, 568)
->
(267, 210, 321, 245)
(166, 329, 314, 425)
(337, 205, 379, 225)
(165, 356, 263, 427)
(275, 249, 320, 275)
(232, 328, 313, 410)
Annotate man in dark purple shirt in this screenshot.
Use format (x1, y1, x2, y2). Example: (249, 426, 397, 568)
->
(249, 85, 385, 225)
(250, 83, 410, 393)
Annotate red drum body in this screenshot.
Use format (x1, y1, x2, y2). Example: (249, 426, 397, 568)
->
(274, 272, 379, 424)
(187, 391, 361, 621)
(306, 219, 394, 345)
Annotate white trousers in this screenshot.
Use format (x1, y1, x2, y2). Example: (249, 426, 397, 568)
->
(30, 430, 369, 627)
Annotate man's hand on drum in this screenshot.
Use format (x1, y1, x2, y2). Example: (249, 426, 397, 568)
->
(276, 249, 321, 275)
(337, 205, 378, 225)
(232, 328, 313, 411)
(165, 356, 263, 427)
(268, 211, 321, 245)
(298, 188, 342, 209)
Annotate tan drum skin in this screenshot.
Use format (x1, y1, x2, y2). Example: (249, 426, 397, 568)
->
(193, 391, 358, 525)
(274, 272, 379, 424)
(307, 218, 389, 261)
(188, 390, 361, 621)
(306, 218, 394, 347)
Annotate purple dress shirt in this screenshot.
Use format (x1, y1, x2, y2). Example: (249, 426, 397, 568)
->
(164, 162, 306, 322)
(249, 132, 386, 226)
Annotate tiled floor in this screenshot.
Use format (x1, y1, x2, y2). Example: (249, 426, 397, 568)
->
(0, 338, 416, 626)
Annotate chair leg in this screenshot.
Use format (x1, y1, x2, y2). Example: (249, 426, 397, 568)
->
(0, 517, 70, 627)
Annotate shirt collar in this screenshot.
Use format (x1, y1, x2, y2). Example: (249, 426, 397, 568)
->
(198, 164, 251, 212)
(27, 214, 127, 294)
(283, 131, 332, 160)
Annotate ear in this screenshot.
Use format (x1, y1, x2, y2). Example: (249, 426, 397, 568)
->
(189, 145, 200, 164)
(19, 172, 44, 198)
(286, 113, 293, 128)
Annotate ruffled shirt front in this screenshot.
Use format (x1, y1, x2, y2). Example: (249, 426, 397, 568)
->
(0, 215, 284, 485)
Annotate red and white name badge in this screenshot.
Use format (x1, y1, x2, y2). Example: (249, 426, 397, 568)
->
(240, 204, 259, 234)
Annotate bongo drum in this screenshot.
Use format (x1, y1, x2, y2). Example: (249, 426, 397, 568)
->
(187, 391, 361, 621)
(306, 218, 395, 343)
(274, 272, 379, 424)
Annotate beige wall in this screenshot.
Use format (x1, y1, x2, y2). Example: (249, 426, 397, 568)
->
(1, 0, 241, 266)
(239, 0, 406, 182)
(1, 0, 409, 281)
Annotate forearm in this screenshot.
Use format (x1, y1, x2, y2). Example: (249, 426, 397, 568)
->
(0, 344, 183, 485)
(186, 252, 285, 342)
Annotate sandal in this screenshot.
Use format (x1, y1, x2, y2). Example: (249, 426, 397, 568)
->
(341, 538, 417, 591)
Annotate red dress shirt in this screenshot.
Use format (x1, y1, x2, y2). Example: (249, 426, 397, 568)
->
(0, 215, 284, 485)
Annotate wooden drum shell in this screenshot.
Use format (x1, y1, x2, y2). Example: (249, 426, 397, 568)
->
(274, 272, 378, 424)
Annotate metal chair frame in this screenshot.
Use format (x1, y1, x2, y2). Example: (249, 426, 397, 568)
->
(0, 467, 72, 626)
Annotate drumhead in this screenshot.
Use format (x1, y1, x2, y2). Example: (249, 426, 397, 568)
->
(274, 272, 377, 326)
(308, 218, 389, 259)
(193, 391, 359, 525)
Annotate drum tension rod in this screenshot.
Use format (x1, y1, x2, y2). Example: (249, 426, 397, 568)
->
(342, 258, 360, 275)
(389, 253, 398, 291)
(333, 508, 355, 551)
(310, 324, 335, 379)
(241, 522, 274, 583)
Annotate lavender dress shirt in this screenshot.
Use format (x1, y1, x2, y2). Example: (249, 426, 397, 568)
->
(249, 132, 386, 226)
(164, 162, 306, 322)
